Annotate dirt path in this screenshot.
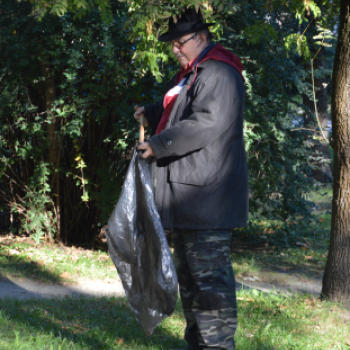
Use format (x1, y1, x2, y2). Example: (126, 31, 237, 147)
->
(235, 271, 322, 295)
(0, 272, 322, 300)
(0, 277, 125, 300)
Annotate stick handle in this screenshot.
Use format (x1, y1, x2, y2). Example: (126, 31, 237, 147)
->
(134, 105, 145, 143)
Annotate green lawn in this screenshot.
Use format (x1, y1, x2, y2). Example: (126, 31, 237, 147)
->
(0, 239, 117, 283)
(0, 290, 349, 349)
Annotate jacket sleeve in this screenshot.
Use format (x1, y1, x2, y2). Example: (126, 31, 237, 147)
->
(148, 65, 245, 158)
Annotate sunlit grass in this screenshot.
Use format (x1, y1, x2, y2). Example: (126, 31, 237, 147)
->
(0, 241, 117, 283)
(0, 289, 349, 349)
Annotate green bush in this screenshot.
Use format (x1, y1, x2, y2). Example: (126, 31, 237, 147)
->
(0, 0, 333, 244)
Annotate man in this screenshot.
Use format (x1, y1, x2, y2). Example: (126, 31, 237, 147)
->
(134, 8, 248, 350)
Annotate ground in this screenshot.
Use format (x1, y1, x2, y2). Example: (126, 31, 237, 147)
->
(1, 194, 350, 349)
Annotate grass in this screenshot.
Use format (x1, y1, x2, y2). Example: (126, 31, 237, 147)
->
(304, 187, 333, 208)
(0, 238, 118, 283)
(0, 186, 343, 348)
(0, 209, 331, 286)
(0, 290, 349, 349)
(0, 221, 329, 286)
(230, 210, 331, 283)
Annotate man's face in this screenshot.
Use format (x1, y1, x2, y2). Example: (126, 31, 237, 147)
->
(171, 32, 206, 67)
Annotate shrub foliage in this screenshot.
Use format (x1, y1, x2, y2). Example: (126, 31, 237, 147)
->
(0, 0, 334, 243)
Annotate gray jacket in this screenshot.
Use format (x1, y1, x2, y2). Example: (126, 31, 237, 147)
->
(145, 59, 248, 230)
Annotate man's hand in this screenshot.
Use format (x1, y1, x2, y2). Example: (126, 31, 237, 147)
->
(137, 142, 156, 159)
(134, 106, 149, 127)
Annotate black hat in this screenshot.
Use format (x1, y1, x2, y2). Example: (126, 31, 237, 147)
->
(158, 8, 214, 42)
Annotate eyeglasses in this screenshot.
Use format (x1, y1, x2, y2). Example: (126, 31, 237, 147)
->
(170, 33, 197, 49)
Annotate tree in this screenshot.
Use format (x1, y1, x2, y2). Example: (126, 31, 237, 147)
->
(21, 0, 114, 21)
(0, 0, 144, 244)
(322, 0, 350, 304)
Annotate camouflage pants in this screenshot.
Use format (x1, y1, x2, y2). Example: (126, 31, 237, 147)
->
(172, 229, 237, 350)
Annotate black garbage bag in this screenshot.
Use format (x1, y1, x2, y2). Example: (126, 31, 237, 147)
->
(106, 149, 178, 336)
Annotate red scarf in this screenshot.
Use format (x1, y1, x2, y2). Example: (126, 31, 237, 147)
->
(155, 44, 244, 135)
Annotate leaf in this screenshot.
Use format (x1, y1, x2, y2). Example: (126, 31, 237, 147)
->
(115, 338, 124, 345)
(8, 249, 20, 256)
(98, 255, 109, 261)
(315, 42, 333, 47)
(59, 271, 71, 279)
(251, 289, 260, 298)
(304, 255, 314, 259)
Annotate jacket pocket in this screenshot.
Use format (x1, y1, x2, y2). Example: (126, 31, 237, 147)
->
(169, 161, 209, 186)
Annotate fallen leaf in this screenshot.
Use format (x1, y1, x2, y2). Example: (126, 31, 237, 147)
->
(8, 249, 20, 256)
(73, 330, 78, 334)
(237, 297, 254, 301)
(305, 255, 314, 259)
(98, 255, 109, 261)
(71, 256, 79, 263)
(245, 334, 254, 338)
(74, 324, 84, 330)
(59, 271, 71, 279)
(115, 338, 124, 345)
(26, 256, 31, 261)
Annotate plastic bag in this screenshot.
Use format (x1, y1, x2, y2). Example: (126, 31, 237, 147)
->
(106, 149, 178, 336)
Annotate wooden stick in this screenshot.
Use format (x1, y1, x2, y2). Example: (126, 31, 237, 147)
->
(134, 105, 144, 143)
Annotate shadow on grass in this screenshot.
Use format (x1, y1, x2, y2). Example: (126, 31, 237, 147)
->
(0, 291, 335, 350)
(0, 248, 63, 283)
(231, 248, 325, 280)
(230, 221, 329, 281)
(0, 296, 186, 349)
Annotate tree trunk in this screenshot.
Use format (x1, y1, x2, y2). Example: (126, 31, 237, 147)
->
(322, 0, 350, 304)
(40, 59, 61, 241)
